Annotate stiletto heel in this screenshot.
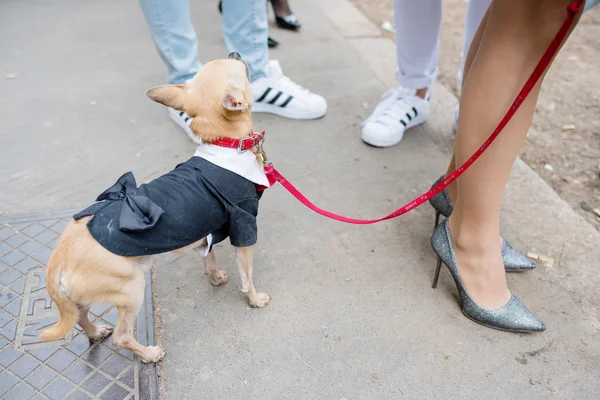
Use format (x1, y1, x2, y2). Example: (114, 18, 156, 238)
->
(428, 175, 535, 271)
(432, 256, 442, 289)
(430, 219, 546, 332)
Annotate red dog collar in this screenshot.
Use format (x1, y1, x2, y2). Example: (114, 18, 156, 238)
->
(210, 130, 265, 153)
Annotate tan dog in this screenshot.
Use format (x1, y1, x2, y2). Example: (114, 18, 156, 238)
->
(40, 54, 271, 363)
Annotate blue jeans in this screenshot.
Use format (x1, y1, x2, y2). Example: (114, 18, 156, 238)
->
(138, 0, 268, 84)
(584, 0, 599, 12)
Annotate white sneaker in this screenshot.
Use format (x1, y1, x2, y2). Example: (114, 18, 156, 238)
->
(168, 107, 202, 144)
(361, 86, 429, 147)
(251, 60, 327, 119)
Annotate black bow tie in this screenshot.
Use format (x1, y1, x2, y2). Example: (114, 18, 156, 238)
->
(95, 172, 164, 232)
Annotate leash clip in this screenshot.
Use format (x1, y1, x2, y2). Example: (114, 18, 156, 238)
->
(255, 136, 270, 169)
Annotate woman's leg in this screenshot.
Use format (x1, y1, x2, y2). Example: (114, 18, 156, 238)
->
(444, 7, 490, 204)
(456, 0, 492, 90)
(448, 0, 581, 309)
(270, 0, 292, 17)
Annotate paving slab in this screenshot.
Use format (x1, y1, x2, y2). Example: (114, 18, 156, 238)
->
(0, 212, 157, 400)
(1, 0, 599, 399)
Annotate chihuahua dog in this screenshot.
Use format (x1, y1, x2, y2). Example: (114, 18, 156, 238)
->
(40, 53, 271, 363)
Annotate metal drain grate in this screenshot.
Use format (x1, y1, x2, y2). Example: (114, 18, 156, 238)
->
(0, 211, 157, 400)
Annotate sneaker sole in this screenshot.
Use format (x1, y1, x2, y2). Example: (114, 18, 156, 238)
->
(361, 115, 428, 148)
(169, 109, 202, 144)
(252, 102, 326, 120)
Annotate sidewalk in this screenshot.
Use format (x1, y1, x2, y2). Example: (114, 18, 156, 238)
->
(1, 0, 599, 399)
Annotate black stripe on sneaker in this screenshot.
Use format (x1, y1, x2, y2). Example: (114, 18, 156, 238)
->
(268, 91, 283, 105)
(400, 120, 407, 127)
(256, 87, 272, 102)
(179, 111, 185, 117)
(406, 113, 412, 121)
(184, 117, 190, 122)
(412, 107, 418, 117)
(279, 95, 293, 108)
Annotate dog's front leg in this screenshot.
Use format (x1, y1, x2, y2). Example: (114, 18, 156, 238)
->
(235, 246, 270, 308)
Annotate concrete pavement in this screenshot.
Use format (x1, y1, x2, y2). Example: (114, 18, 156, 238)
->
(1, 0, 599, 399)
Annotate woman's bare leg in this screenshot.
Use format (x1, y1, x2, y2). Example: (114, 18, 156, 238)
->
(448, 0, 581, 309)
(270, 0, 292, 17)
(444, 8, 489, 204)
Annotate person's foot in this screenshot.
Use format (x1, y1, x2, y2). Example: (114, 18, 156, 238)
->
(168, 108, 202, 144)
(443, 179, 506, 253)
(275, 14, 301, 31)
(251, 60, 327, 119)
(270, 0, 301, 31)
(449, 218, 512, 310)
(361, 86, 429, 147)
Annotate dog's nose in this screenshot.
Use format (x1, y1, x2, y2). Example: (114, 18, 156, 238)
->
(228, 52, 242, 60)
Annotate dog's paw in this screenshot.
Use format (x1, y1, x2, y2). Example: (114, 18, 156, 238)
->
(249, 292, 271, 308)
(141, 346, 166, 364)
(88, 325, 114, 341)
(208, 270, 229, 286)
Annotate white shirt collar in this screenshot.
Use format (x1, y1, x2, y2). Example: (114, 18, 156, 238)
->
(194, 144, 270, 187)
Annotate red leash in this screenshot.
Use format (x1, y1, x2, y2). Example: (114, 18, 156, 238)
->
(262, 0, 582, 225)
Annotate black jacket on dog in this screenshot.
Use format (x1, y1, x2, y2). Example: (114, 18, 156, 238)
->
(73, 156, 261, 256)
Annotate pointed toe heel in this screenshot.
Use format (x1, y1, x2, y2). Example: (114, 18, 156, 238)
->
(430, 219, 546, 333)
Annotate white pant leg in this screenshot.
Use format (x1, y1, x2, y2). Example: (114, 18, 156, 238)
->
(457, 0, 491, 89)
(393, 0, 442, 90)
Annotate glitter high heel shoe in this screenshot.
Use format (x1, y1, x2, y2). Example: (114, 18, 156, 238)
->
(429, 175, 535, 272)
(431, 219, 546, 332)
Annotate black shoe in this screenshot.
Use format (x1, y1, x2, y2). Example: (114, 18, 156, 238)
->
(275, 14, 301, 31)
(269, 0, 301, 31)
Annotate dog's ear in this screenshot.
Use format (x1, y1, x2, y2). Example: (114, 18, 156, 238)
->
(223, 86, 248, 112)
(145, 84, 187, 110)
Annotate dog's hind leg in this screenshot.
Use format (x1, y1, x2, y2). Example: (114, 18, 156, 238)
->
(39, 295, 79, 341)
(235, 246, 270, 308)
(111, 270, 165, 363)
(77, 305, 114, 341)
(194, 239, 228, 286)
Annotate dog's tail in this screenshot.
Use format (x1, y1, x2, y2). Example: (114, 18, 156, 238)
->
(39, 295, 78, 340)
